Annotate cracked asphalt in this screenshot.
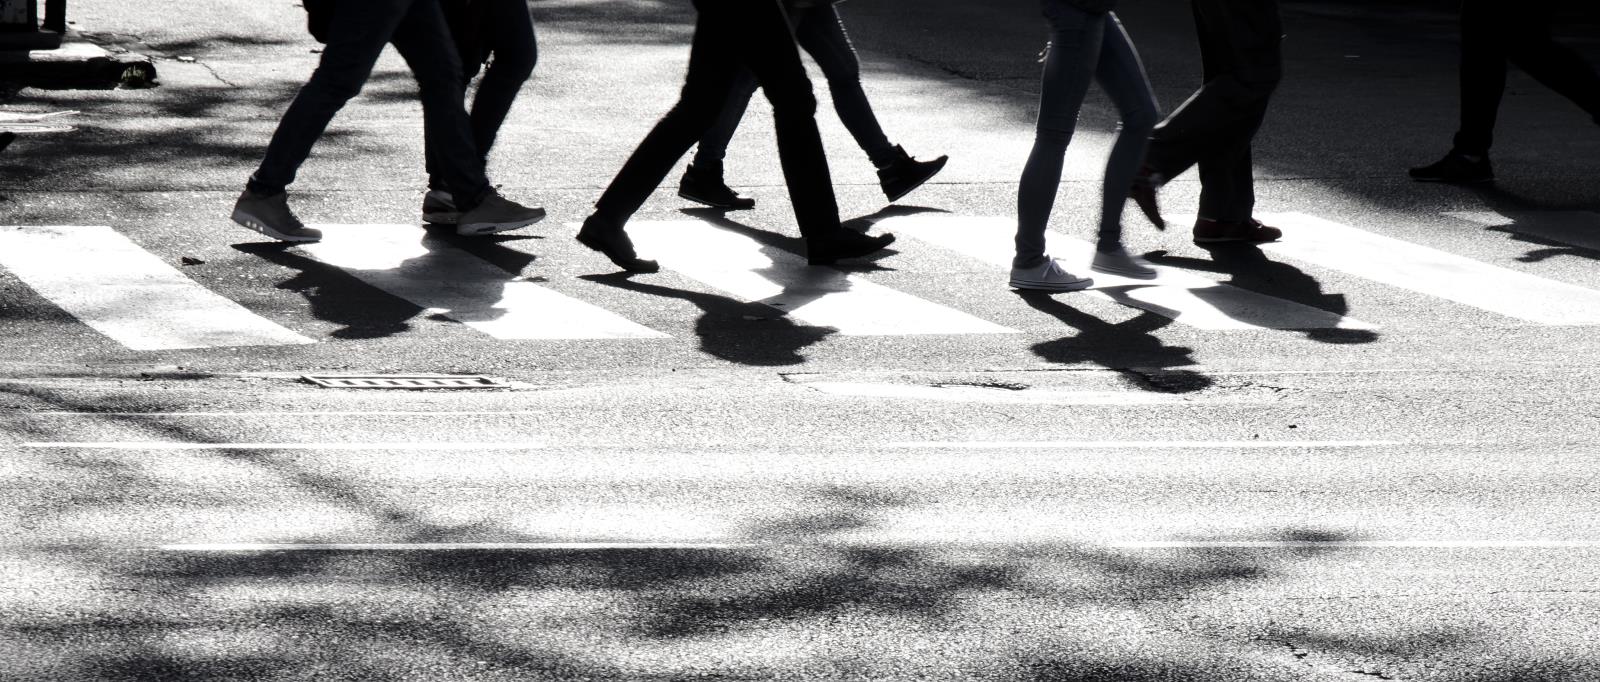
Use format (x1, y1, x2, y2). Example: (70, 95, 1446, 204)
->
(3, 0, 1600, 679)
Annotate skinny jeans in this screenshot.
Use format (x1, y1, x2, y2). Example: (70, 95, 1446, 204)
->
(690, 4, 898, 174)
(1453, 0, 1600, 155)
(426, 0, 539, 191)
(1144, 0, 1281, 223)
(594, 0, 840, 240)
(1014, 2, 1159, 269)
(249, 0, 490, 208)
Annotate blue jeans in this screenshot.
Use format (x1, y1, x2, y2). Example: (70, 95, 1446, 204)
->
(249, 0, 491, 208)
(426, 0, 538, 191)
(1014, 3, 1159, 269)
(690, 4, 898, 173)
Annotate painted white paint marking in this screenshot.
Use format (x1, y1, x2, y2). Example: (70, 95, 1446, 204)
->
(1113, 540, 1600, 549)
(1445, 209, 1600, 254)
(0, 226, 313, 350)
(21, 442, 546, 450)
(879, 215, 1367, 331)
(300, 224, 666, 339)
(888, 440, 1400, 449)
(1263, 212, 1600, 325)
(157, 542, 749, 552)
(623, 220, 1016, 336)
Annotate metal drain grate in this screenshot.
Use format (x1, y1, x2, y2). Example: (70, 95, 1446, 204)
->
(302, 374, 510, 389)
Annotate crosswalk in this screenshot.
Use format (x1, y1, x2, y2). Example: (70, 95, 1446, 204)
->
(1, 209, 1597, 351)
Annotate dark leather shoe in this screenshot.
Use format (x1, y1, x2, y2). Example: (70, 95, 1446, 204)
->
(877, 146, 948, 202)
(1129, 165, 1165, 229)
(576, 214, 659, 273)
(1408, 151, 1493, 184)
(808, 230, 896, 266)
(1192, 217, 1282, 244)
(678, 163, 755, 209)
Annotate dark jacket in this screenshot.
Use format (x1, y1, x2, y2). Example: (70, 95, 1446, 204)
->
(1060, 0, 1116, 11)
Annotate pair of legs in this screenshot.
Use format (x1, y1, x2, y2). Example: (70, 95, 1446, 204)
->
(237, 0, 543, 241)
(1011, 1, 1159, 288)
(1139, 0, 1281, 234)
(424, 0, 539, 194)
(581, 0, 893, 272)
(1413, 0, 1600, 182)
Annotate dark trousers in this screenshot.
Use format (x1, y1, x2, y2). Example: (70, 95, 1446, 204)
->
(1453, 0, 1600, 156)
(250, 0, 490, 205)
(1145, 0, 1281, 223)
(594, 0, 840, 240)
(690, 4, 897, 174)
(426, 0, 538, 191)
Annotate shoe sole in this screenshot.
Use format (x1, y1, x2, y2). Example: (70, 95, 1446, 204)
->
(423, 210, 461, 225)
(1409, 175, 1494, 184)
(882, 156, 949, 203)
(231, 207, 320, 243)
(1091, 263, 1158, 280)
(457, 209, 546, 236)
(1010, 278, 1093, 292)
(677, 190, 755, 210)
(1193, 235, 1281, 244)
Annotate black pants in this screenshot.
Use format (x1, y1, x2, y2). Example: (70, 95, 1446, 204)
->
(426, 0, 539, 191)
(594, 0, 839, 240)
(1145, 0, 1281, 223)
(1453, 0, 1600, 156)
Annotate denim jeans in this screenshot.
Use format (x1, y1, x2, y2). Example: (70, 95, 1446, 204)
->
(426, 0, 538, 191)
(594, 0, 841, 240)
(1144, 0, 1281, 223)
(1014, 2, 1159, 269)
(1453, 0, 1600, 155)
(249, 0, 490, 208)
(690, 4, 898, 173)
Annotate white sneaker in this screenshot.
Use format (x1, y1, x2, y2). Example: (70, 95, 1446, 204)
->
(1090, 245, 1158, 280)
(231, 189, 322, 243)
(1009, 257, 1093, 291)
(456, 190, 546, 236)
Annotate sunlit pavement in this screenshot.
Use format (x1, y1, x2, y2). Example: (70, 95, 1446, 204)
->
(3, 0, 1600, 679)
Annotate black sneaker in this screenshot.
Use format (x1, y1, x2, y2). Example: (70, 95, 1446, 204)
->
(1409, 151, 1493, 184)
(807, 229, 896, 266)
(677, 163, 755, 209)
(576, 214, 659, 273)
(877, 146, 948, 202)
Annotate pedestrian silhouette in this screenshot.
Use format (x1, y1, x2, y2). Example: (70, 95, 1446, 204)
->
(1009, 1, 1164, 293)
(1410, 0, 1600, 184)
(422, 0, 542, 227)
(1128, 0, 1286, 246)
(232, 0, 545, 244)
(676, 1, 947, 210)
(576, 0, 895, 274)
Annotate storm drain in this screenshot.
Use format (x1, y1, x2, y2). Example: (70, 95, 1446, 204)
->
(301, 374, 510, 389)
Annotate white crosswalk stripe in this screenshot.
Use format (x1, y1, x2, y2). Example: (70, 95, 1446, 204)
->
(879, 214, 1370, 331)
(1262, 212, 1600, 325)
(624, 219, 1018, 336)
(299, 224, 668, 340)
(0, 225, 313, 350)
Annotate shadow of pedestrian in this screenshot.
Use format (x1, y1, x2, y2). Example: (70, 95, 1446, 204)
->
(1145, 245, 1380, 345)
(580, 272, 834, 366)
(1458, 183, 1600, 264)
(1015, 290, 1213, 393)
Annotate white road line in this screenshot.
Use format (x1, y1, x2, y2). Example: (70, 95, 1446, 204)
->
(25, 411, 557, 417)
(624, 220, 1017, 336)
(300, 224, 666, 339)
(880, 215, 1367, 331)
(887, 440, 1401, 449)
(1113, 540, 1600, 549)
(0, 226, 314, 350)
(1263, 212, 1600, 325)
(20, 442, 546, 450)
(1445, 210, 1600, 253)
(156, 542, 750, 552)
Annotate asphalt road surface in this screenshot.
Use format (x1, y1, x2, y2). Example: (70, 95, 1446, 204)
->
(3, 0, 1600, 679)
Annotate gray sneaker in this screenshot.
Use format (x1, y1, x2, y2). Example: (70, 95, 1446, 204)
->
(1090, 245, 1158, 280)
(1009, 257, 1093, 292)
(456, 191, 546, 236)
(421, 189, 461, 225)
(231, 189, 322, 243)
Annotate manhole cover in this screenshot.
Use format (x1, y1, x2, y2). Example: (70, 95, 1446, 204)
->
(301, 374, 510, 389)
